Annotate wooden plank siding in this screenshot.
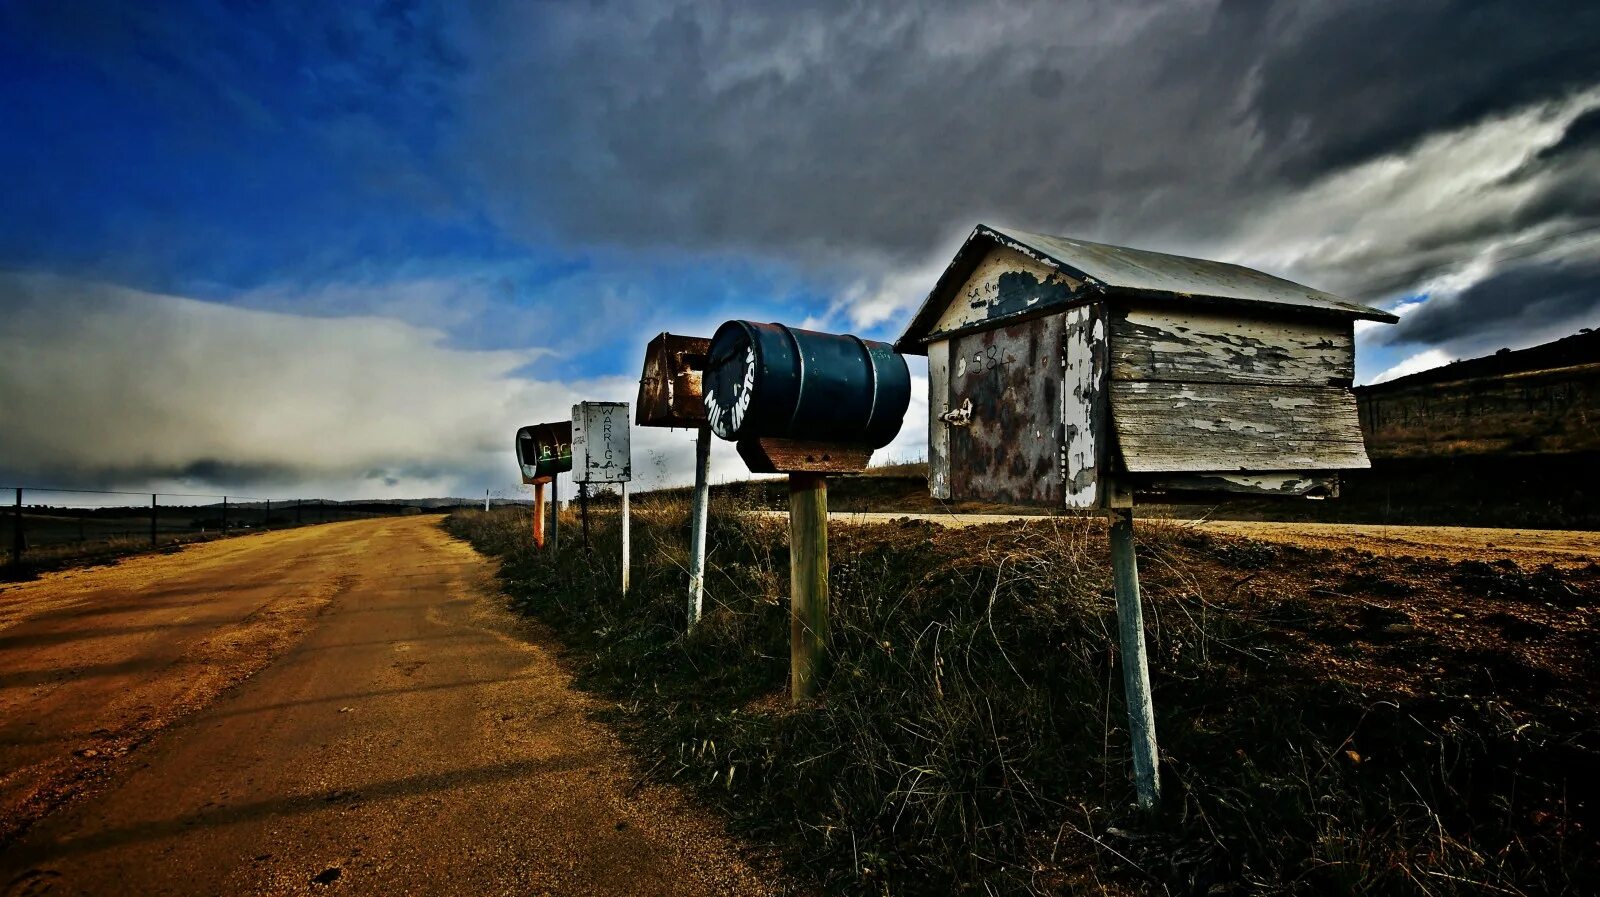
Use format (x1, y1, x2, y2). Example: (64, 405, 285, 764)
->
(1108, 303, 1368, 476)
(1110, 381, 1368, 472)
(1110, 307, 1354, 386)
(926, 339, 952, 499)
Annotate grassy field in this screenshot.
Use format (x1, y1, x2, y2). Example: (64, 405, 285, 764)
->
(447, 495, 1599, 896)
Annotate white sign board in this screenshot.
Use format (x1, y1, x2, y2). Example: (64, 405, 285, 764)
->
(572, 402, 632, 483)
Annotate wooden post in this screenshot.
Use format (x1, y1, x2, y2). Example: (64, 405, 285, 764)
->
(532, 482, 546, 549)
(579, 482, 590, 552)
(11, 488, 22, 567)
(687, 425, 712, 628)
(788, 473, 829, 703)
(222, 496, 228, 534)
(620, 482, 631, 595)
(550, 475, 560, 552)
(1110, 505, 1161, 809)
(150, 494, 158, 546)
(264, 499, 270, 530)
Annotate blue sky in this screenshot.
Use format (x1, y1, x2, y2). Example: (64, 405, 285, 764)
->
(2, 1, 1597, 497)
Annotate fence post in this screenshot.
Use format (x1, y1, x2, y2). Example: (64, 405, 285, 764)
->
(222, 496, 228, 534)
(687, 425, 712, 628)
(11, 488, 22, 567)
(1110, 505, 1161, 810)
(788, 473, 829, 704)
(150, 494, 158, 546)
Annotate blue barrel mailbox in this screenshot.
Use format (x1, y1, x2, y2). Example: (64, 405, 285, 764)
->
(703, 321, 911, 449)
(515, 422, 572, 484)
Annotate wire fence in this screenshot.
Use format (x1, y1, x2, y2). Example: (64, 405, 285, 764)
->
(2, 485, 436, 572)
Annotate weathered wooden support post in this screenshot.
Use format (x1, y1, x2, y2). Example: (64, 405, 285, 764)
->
(788, 473, 829, 701)
(1109, 502, 1160, 808)
(150, 493, 157, 546)
(532, 482, 546, 548)
(11, 488, 22, 567)
(687, 425, 712, 627)
(702, 320, 911, 704)
(221, 496, 228, 534)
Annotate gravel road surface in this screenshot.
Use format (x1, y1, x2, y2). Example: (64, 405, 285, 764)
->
(0, 516, 772, 896)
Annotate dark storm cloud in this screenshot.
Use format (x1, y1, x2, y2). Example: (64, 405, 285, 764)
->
(1387, 257, 1600, 350)
(453, 0, 1600, 288)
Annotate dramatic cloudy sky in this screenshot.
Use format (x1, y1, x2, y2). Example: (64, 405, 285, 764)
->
(2, 1, 1598, 498)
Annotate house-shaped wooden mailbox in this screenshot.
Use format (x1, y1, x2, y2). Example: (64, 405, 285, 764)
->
(895, 225, 1399, 507)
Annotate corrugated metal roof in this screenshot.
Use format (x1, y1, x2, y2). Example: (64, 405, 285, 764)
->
(897, 224, 1399, 351)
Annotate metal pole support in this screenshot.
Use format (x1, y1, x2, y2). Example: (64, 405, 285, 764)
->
(788, 473, 829, 704)
(687, 425, 712, 628)
(620, 482, 631, 595)
(1110, 506, 1161, 809)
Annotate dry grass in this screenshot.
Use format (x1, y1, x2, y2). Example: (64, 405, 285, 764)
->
(447, 497, 1598, 896)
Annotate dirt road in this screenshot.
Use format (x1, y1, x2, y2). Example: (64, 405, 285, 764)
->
(0, 517, 772, 896)
(776, 511, 1600, 568)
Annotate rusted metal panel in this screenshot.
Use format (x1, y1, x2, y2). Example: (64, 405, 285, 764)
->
(1111, 381, 1369, 472)
(1110, 306, 1354, 386)
(926, 339, 952, 499)
(572, 402, 632, 483)
(636, 332, 711, 428)
(1062, 305, 1109, 509)
(947, 314, 1066, 506)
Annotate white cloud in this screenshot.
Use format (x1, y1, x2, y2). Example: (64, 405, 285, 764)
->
(1370, 348, 1454, 384)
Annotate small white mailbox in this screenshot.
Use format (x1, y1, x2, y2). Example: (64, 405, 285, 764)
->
(896, 224, 1398, 507)
(571, 401, 632, 484)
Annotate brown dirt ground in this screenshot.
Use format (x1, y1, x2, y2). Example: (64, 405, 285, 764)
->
(0, 516, 780, 896)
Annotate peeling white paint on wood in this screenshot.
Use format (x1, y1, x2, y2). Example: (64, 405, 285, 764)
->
(927, 339, 952, 499)
(1135, 471, 1341, 497)
(930, 246, 1083, 337)
(1062, 305, 1105, 509)
(1110, 306, 1354, 386)
(1111, 381, 1368, 472)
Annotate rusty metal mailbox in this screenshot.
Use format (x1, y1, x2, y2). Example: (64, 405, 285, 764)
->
(515, 421, 572, 484)
(895, 224, 1399, 507)
(636, 333, 710, 428)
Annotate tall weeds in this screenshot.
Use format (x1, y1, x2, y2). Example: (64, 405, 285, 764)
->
(447, 500, 1595, 896)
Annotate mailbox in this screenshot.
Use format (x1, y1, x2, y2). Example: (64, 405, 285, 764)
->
(515, 421, 572, 484)
(572, 401, 632, 483)
(703, 321, 911, 447)
(636, 333, 711, 428)
(896, 224, 1399, 507)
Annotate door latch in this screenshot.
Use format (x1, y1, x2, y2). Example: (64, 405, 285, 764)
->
(939, 397, 973, 427)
